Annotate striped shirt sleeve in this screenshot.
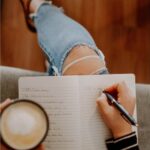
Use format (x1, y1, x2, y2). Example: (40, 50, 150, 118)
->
(106, 132, 139, 150)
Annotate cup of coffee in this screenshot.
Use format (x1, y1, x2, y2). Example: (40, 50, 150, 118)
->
(0, 99, 49, 150)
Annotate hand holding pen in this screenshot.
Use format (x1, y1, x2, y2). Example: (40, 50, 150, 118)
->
(97, 82, 136, 139)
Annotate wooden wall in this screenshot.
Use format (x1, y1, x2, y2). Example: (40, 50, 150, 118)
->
(1, 0, 150, 83)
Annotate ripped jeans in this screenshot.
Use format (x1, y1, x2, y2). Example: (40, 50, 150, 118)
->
(32, 2, 108, 75)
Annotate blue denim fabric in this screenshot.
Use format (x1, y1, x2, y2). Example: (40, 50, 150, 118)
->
(33, 3, 108, 75)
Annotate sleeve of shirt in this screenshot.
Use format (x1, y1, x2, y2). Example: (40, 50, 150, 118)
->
(106, 132, 139, 150)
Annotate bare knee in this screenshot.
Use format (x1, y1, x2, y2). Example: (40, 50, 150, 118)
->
(62, 45, 106, 75)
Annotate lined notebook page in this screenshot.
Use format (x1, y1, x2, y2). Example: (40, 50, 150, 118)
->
(19, 74, 136, 150)
(19, 76, 81, 150)
(78, 74, 136, 150)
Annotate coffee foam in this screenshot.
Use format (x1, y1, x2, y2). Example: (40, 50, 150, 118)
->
(7, 108, 36, 135)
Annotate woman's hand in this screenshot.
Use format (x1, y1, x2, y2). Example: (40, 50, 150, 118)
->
(0, 99, 14, 150)
(0, 98, 13, 112)
(0, 99, 45, 150)
(36, 144, 45, 150)
(97, 82, 136, 138)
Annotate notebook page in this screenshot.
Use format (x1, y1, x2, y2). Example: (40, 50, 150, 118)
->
(78, 74, 136, 150)
(19, 76, 81, 150)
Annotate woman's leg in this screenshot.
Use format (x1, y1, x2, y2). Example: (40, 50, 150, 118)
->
(30, 0, 108, 75)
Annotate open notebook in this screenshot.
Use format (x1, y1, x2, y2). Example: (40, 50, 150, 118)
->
(19, 74, 137, 150)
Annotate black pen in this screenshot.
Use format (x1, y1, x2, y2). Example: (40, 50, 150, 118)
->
(103, 91, 138, 127)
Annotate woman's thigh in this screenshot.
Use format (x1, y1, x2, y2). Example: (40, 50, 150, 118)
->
(62, 45, 107, 75)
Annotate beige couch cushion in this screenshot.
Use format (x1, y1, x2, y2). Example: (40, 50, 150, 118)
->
(0, 66, 150, 149)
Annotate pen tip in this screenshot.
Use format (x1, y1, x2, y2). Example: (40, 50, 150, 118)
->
(135, 124, 139, 127)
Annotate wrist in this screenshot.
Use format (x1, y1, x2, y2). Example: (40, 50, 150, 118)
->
(112, 126, 132, 139)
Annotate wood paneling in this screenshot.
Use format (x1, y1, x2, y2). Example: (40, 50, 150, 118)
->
(1, 0, 150, 83)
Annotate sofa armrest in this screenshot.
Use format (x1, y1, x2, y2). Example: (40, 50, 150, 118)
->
(0, 66, 47, 101)
(136, 84, 150, 150)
